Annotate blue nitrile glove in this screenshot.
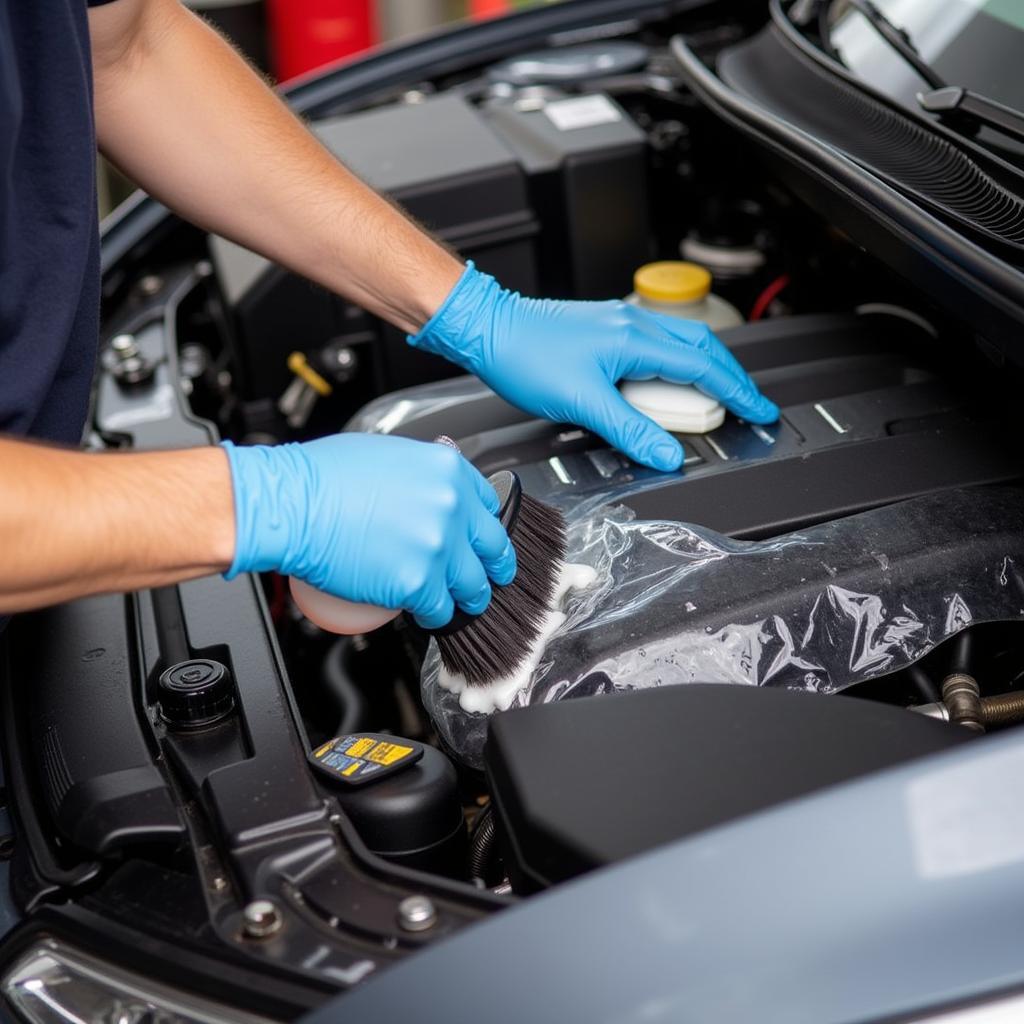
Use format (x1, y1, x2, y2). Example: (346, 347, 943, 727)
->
(409, 262, 779, 472)
(222, 434, 516, 629)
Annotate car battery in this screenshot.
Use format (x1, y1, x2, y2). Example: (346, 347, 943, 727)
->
(210, 94, 539, 397)
(483, 92, 651, 300)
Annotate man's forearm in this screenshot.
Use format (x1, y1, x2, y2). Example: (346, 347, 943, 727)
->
(90, 0, 463, 335)
(0, 439, 235, 613)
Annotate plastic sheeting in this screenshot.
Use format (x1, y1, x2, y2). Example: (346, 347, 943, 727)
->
(422, 487, 1024, 767)
(346, 376, 499, 436)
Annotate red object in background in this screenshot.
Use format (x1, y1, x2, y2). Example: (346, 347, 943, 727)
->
(749, 274, 791, 322)
(470, 0, 512, 18)
(267, 0, 377, 82)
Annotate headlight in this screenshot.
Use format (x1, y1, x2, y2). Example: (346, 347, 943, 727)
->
(2, 938, 275, 1023)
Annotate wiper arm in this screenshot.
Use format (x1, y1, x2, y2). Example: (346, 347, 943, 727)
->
(917, 86, 1024, 147)
(839, 0, 945, 91)
(809, 0, 1024, 147)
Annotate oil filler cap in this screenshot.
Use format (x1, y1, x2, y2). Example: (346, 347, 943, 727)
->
(309, 733, 424, 787)
(159, 659, 234, 729)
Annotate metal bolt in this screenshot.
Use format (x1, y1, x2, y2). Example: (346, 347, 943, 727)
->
(179, 344, 209, 380)
(242, 899, 282, 939)
(397, 895, 437, 933)
(110, 334, 139, 358)
(137, 274, 164, 297)
(323, 344, 358, 384)
(108, 333, 155, 385)
(942, 673, 985, 733)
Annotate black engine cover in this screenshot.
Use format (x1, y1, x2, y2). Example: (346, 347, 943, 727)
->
(485, 684, 968, 891)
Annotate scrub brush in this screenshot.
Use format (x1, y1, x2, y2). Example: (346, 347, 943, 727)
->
(433, 466, 567, 686)
(290, 443, 568, 688)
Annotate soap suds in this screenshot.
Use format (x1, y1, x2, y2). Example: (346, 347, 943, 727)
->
(438, 562, 598, 714)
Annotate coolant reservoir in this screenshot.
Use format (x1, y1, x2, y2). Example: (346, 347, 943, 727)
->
(626, 260, 742, 330)
(290, 579, 400, 635)
(623, 261, 743, 434)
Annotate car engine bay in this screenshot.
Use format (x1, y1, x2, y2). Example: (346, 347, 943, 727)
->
(3, 1, 1024, 1017)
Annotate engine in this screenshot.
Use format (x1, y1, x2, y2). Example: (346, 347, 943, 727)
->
(5, 10, 1024, 1014)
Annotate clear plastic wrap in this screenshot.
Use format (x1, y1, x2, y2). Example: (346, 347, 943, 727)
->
(422, 487, 1024, 767)
(345, 376, 500, 435)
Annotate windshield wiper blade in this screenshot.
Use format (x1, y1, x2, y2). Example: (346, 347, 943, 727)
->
(813, 0, 1024, 148)
(918, 86, 1024, 147)
(839, 0, 945, 90)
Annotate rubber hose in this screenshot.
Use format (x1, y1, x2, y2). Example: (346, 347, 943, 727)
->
(908, 664, 939, 703)
(951, 630, 973, 675)
(323, 639, 368, 736)
(469, 806, 497, 883)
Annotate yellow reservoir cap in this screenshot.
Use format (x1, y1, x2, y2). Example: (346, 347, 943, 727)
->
(634, 261, 712, 303)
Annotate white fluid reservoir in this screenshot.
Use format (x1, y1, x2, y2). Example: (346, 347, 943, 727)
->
(290, 578, 399, 635)
(623, 260, 743, 435)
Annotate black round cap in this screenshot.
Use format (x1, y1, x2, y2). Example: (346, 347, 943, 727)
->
(334, 745, 465, 873)
(159, 659, 234, 729)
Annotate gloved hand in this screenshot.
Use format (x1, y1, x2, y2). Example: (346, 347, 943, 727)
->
(222, 434, 516, 628)
(409, 262, 779, 471)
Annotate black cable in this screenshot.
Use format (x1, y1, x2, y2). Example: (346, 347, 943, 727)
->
(323, 638, 368, 736)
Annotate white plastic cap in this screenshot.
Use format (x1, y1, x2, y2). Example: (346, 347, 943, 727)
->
(621, 380, 725, 434)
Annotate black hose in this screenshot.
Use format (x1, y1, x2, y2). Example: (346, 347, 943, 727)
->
(323, 639, 368, 736)
(951, 630, 973, 676)
(907, 663, 939, 704)
(469, 805, 497, 884)
(151, 586, 191, 666)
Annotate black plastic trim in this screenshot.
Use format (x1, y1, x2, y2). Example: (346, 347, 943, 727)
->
(769, 0, 1024, 182)
(720, 21, 1024, 254)
(624, 426, 1023, 537)
(670, 33, 1024, 366)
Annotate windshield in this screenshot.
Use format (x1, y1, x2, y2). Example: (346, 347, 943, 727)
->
(830, 0, 1024, 118)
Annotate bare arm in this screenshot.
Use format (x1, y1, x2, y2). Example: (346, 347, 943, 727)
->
(3, 3, 465, 614)
(0, 439, 234, 613)
(89, 0, 463, 335)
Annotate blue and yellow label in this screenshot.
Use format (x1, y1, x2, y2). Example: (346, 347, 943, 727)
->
(309, 733, 423, 787)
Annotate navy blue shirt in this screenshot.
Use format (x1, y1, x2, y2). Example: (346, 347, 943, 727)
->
(1, 0, 112, 445)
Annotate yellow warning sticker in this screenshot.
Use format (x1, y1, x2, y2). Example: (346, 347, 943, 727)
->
(309, 733, 423, 786)
(344, 737, 375, 758)
(367, 741, 414, 766)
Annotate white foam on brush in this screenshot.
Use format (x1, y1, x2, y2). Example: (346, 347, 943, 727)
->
(437, 562, 598, 715)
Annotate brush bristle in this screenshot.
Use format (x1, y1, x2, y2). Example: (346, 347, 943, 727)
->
(436, 492, 567, 687)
